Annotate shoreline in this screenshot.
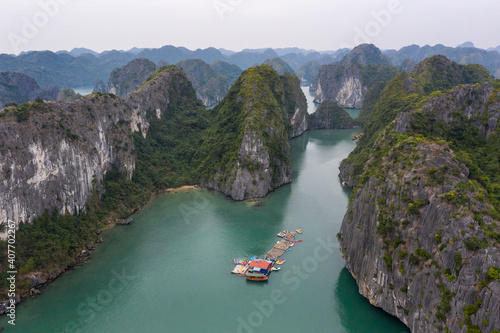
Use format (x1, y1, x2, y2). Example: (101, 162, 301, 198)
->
(0, 184, 200, 316)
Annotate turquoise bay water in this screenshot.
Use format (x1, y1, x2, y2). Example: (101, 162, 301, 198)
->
(1, 130, 409, 333)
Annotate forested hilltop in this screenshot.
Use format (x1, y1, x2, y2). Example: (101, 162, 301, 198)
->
(338, 55, 500, 332)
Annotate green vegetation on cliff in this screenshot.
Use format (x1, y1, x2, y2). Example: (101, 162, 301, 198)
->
(102, 66, 209, 216)
(197, 64, 290, 186)
(0, 65, 307, 295)
(0, 66, 210, 295)
(341, 55, 494, 186)
(308, 100, 360, 130)
(338, 56, 500, 330)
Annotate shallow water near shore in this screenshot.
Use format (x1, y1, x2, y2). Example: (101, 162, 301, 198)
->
(0, 129, 409, 333)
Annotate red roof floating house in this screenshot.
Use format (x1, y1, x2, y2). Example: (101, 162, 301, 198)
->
(246, 259, 273, 281)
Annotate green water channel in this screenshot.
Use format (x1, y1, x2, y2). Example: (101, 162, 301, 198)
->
(1, 129, 409, 333)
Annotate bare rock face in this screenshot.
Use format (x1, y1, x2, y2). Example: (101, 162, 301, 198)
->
(339, 139, 500, 333)
(0, 96, 135, 234)
(314, 63, 366, 108)
(338, 81, 500, 333)
(314, 44, 398, 108)
(314, 63, 398, 108)
(199, 65, 307, 200)
(0, 65, 201, 236)
(281, 73, 308, 138)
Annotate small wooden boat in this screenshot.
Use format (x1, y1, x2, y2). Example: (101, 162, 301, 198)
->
(246, 272, 269, 281)
(272, 267, 281, 271)
(295, 229, 302, 234)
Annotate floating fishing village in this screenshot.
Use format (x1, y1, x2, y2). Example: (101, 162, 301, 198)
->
(231, 229, 303, 281)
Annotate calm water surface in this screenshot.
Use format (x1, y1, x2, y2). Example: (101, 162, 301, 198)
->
(1, 130, 409, 333)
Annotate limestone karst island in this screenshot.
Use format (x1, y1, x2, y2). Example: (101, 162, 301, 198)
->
(0, 2, 499, 332)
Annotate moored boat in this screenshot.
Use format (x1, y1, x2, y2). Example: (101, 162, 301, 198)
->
(246, 273, 269, 281)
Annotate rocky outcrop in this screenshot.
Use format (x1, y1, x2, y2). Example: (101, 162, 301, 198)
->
(281, 73, 308, 138)
(0, 96, 135, 235)
(56, 88, 82, 103)
(414, 83, 499, 139)
(308, 101, 360, 129)
(314, 63, 366, 108)
(107, 58, 157, 97)
(125, 65, 201, 139)
(314, 45, 398, 108)
(199, 65, 307, 200)
(0, 72, 58, 109)
(176, 58, 242, 107)
(339, 56, 494, 190)
(338, 81, 500, 332)
(0, 65, 202, 234)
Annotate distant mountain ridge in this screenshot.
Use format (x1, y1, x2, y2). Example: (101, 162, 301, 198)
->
(1, 43, 500, 90)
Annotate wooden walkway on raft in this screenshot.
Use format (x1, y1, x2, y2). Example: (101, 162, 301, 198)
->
(265, 231, 296, 261)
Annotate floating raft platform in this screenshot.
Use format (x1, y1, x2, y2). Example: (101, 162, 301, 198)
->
(231, 229, 302, 279)
(265, 230, 296, 261)
(231, 264, 249, 276)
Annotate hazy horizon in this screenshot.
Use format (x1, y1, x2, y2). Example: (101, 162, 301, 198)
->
(6, 41, 500, 57)
(1, 0, 499, 55)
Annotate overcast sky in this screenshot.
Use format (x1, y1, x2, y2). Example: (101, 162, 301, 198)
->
(1, 0, 499, 54)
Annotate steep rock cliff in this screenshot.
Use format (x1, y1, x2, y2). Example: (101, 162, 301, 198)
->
(0, 96, 135, 233)
(314, 44, 398, 108)
(281, 73, 308, 138)
(198, 65, 306, 200)
(314, 62, 398, 108)
(0, 65, 205, 232)
(339, 56, 494, 188)
(338, 80, 500, 332)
